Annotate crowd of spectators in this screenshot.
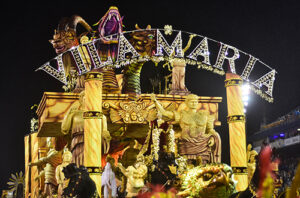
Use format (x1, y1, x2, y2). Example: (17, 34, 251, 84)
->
(262, 108, 300, 130)
(278, 156, 300, 190)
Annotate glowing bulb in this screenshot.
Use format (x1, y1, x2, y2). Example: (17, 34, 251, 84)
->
(242, 89, 250, 95)
(243, 96, 249, 102)
(279, 133, 285, 137)
(242, 84, 250, 92)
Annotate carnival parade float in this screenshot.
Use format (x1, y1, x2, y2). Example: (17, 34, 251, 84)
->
(5, 5, 299, 198)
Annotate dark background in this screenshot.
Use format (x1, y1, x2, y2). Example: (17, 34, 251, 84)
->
(1, 0, 300, 191)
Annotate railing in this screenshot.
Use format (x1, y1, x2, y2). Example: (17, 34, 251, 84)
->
(261, 115, 300, 130)
(253, 135, 300, 152)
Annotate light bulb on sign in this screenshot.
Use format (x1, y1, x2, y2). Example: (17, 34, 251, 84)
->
(242, 88, 250, 95)
(242, 84, 250, 92)
(242, 96, 249, 102)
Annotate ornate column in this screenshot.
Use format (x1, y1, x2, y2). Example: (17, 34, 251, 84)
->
(84, 72, 103, 196)
(24, 135, 30, 198)
(30, 132, 39, 198)
(225, 73, 248, 191)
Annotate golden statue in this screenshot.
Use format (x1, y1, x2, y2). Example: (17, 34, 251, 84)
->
(55, 148, 72, 198)
(247, 144, 258, 183)
(61, 91, 111, 166)
(117, 154, 148, 197)
(151, 94, 221, 163)
(120, 140, 140, 168)
(29, 138, 62, 197)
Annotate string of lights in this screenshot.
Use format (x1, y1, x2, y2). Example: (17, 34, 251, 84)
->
(36, 28, 277, 102)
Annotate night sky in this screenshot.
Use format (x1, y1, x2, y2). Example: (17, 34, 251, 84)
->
(1, 0, 300, 191)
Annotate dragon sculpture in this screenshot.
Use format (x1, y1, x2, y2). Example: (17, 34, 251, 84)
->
(178, 163, 236, 198)
(94, 6, 123, 61)
(94, 8, 156, 96)
(122, 24, 156, 96)
(50, 15, 93, 55)
(49, 15, 93, 92)
(94, 6, 124, 93)
(95, 6, 123, 45)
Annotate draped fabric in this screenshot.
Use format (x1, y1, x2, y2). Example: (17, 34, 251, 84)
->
(70, 110, 84, 166)
(175, 110, 221, 163)
(62, 106, 85, 167)
(178, 132, 221, 163)
(101, 162, 117, 198)
(170, 59, 188, 92)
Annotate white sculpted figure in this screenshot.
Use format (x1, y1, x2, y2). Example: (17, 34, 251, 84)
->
(101, 162, 117, 198)
(117, 154, 148, 197)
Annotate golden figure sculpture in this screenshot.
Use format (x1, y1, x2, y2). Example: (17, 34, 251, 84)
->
(247, 144, 258, 183)
(29, 138, 62, 197)
(67, 35, 93, 93)
(151, 94, 221, 163)
(61, 91, 111, 166)
(55, 148, 72, 198)
(169, 34, 196, 95)
(117, 154, 148, 197)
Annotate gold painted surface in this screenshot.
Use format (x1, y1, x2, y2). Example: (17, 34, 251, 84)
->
(85, 81, 102, 112)
(84, 76, 103, 195)
(33, 91, 222, 195)
(85, 72, 103, 82)
(234, 175, 248, 191)
(24, 135, 30, 198)
(228, 123, 247, 167)
(247, 144, 258, 184)
(84, 119, 102, 166)
(226, 73, 248, 191)
(30, 133, 39, 198)
(25, 134, 57, 197)
(37, 92, 79, 137)
(37, 137, 48, 191)
(36, 92, 222, 137)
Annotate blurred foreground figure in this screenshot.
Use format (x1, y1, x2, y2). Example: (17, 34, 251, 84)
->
(62, 163, 98, 198)
(102, 162, 117, 198)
